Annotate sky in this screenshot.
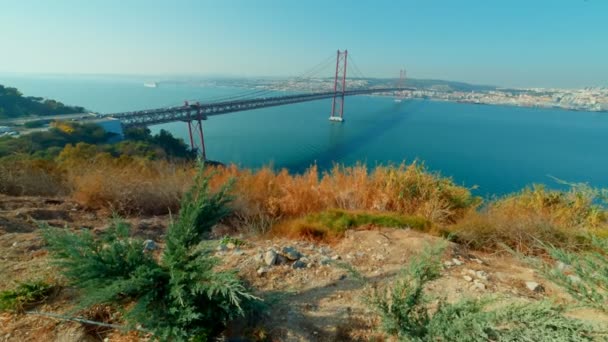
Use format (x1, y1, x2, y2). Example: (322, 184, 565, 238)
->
(1, 0, 606, 88)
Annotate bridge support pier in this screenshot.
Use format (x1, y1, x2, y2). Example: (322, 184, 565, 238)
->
(329, 49, 348, 123)
(184, 101, 207, 160)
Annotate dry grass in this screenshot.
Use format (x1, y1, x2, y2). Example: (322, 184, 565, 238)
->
(272, 209, 430, 242)
(0, 157, 66, 196)
(5, 145, 608, 254)
(450, 185, 608, 254)
(66, 157, 195, 215)
(212, 162, 478, 233)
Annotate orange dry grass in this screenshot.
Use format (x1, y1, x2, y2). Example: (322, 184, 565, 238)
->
(208, 162, 478, 232)
(450, 185, 608, 254)
(65, 156, 195, 215)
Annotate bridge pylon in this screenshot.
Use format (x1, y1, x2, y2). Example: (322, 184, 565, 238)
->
(329, 49, 348, 122)
(184, 101, 207, 160)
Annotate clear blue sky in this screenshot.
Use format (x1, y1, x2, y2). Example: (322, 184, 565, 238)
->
(1, 0, 606, 88)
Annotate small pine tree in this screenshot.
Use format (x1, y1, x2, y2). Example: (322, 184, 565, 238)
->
(537, 236, 608, 313)
(43, 167, 256, 340)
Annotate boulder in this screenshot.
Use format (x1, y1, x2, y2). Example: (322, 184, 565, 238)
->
(525, 281, 544, 293)
(257, 267, 269, 276)
(264, 250, 278, 266)
(142, 239, 157, 251)
(282, 246, 302, 261)
(292, 260, 307, 269)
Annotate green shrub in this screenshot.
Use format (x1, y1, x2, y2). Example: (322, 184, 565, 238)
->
(43, 169, 257, 341)
(368, 243, 598, 341)
(534, 236, 608, 312)
(0, 281, 54, 312)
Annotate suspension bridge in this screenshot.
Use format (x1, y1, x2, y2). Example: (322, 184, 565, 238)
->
(104, 50, 412, 159)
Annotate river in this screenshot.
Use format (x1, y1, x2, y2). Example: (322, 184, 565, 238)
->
(3, 74, 607, 196)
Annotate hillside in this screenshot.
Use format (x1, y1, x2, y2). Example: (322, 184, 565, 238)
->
(0, 156, 607, 341)
(0, 85, 85, 119)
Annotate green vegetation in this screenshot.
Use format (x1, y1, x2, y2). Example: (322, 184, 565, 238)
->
(368, 243, 597, 341)
(0, 281, 54, 312)
(0, 84, 85, 119)
(0, 122, 195, 160)
(42, 169, 256, 340)
(531, 236, 608, 312)
(273, 209, 429, 241)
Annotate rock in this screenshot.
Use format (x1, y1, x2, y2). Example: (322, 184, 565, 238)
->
(276, 254, 288, 265)
(331, 255, 341, 261)
(55, 324, 97, 342)
(320, 256, 331, 265)
(525, 281, 544, 293)
(473, 281, 486, 290)
(292, 260, 307, 269)
(556, 261, 571, 271)
(257, 267, 269, 276)
(282, 246, 302, 261)
(264, 250, 278, 266)
(463, 275, 473, 282)
(444, 261, 454, 267)
(465, 269, 477, 276)
(319, 246, 332, 255)
(226, 242, 236, 249)
(452, 258, 463, 266)
(471, 258, 484, 265)
(475, 270, 489, 281)
(142, 239, 157, 251)
(568, 275, 581, 283)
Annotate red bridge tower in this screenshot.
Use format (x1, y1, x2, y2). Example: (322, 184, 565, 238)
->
(329, 49, 348, 122)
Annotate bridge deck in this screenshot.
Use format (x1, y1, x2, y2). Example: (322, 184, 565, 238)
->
(106, 87, 409, 127)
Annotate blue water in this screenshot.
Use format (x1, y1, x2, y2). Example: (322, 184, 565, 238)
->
(3, 74, 608, 196)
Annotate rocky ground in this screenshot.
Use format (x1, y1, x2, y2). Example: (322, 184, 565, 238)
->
(0, 194, 606, 341)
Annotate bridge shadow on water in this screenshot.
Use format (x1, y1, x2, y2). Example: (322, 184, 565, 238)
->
(284, 99, 426, 173)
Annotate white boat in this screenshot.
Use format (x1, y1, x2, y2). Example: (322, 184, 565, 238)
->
(394, 98, 402, 103)
(144, 82, 158, 88)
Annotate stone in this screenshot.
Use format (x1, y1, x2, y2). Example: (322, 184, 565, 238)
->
(525, 281, 544, 293)
(292, 260, 307, 269)
(226, 242, 236, 249)
(556, 261, 571, 271)
(257, 267, 269, 276)
(471, 258, 484, 265)
(142, 239, 157, 251)
(475, 270, 489, 281)
(463, 275, 473, 282)
(473, 282, 486, 290)
(444, 261, 454, 267)
(264, 250, 278, 266)
(331, 255, 341, 261)
(320, 256, 332, 265)
(451, 258, 463, 266)
(276, 254, 288, 265)
(282, 246, 302, 261)
(465, 269, 477, 276)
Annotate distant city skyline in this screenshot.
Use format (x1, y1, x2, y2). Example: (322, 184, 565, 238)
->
(1, 0, 606, 88)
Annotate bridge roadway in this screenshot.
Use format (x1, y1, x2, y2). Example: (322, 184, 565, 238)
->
(106, 87, 409, 127)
